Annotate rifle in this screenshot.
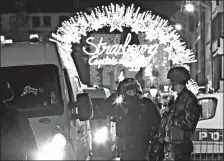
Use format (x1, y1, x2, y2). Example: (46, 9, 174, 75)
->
(145, 121, 165, 161)
(145, 110, 173, 161)
(145, 97, 175, 161)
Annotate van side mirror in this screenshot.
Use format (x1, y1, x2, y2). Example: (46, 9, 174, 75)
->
(69, 93, 93, 121)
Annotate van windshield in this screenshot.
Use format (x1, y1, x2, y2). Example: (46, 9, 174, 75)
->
(1, 64, 62, 109)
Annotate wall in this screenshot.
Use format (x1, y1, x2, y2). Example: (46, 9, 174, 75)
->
(211, 0, 224, 90)
(0, 12, 73, 41)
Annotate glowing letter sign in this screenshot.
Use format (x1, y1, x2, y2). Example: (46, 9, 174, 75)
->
(83, 33, 159, 67)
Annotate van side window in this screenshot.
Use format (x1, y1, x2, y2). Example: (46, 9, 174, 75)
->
(63, 68, 74, 102)
(198, 98, 217, 120)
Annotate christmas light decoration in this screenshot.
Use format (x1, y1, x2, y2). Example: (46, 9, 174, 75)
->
(51, 3, 196, 71)
(186, 79, 199, 95)
(89, 34, 121, 86)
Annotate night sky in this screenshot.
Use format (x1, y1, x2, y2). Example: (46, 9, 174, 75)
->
(0, 0, 179, 18)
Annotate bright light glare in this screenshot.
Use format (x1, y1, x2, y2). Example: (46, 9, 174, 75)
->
(150, 88, 158, 98)
(52, 3, 196, 69)
(164, 85, 169, 92)
(175, 24, 182, 31)
(114, 157, 120, 160)
(36, 134, 66, 160)
(52, 133, 66, 148)
(0, 36, 5, 42)
(5, 40, 13, 44)
(184, 3, 195, 12)
(114, 95, 123, 104)
(94, 126, 108, 144)
(118, 71, 125, 82)
(36, 143, 64, 160)
(30, 34, 39, 40)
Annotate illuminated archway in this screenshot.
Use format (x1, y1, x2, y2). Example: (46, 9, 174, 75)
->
(51, 3, 196, 72)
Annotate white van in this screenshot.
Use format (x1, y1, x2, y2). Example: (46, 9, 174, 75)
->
(83, 87, 117, 160)
(191, 91, 223, 160)
(0, 39, 93, 160)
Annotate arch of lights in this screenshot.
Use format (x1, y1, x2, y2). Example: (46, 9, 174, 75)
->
(50, 3, 198, 94)
(51, 3, 196, 71)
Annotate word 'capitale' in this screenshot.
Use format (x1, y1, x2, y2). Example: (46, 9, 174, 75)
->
(82, 33, 159, 66)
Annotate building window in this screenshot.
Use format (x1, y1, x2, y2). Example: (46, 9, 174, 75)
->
(9, 16, 16, 24)
(219, 13, 224, 38)
(216, 0, 219, 6)
(32, 16, 41, 28)
(213, 55, 222, 90)
(195, 42, 199, 82)
(212, 13, 223, 42)
(211, 16, 218, 42)
(43, 16, 51, 28)
(59, 16, 69, 25)
(189, 15, 195, 32)
(0, 16, 1, 33)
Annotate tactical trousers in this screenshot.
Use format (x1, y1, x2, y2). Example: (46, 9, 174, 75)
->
(163, 152, 191, 161)
(163, 139, 193, 161)
(120, 143, 148, 160)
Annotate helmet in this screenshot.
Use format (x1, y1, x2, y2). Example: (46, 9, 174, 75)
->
(167, 67, 190, 84)
(117, 78, 143, 95)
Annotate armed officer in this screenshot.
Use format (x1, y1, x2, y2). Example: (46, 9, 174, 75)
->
(157, 67, 201, 161)
(98, 78, 161, 160)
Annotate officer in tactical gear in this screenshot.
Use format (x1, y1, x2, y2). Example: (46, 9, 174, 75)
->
(157, 66, 201, 161)
(98, 78, 161, 160)
(0, 80, 38, 160)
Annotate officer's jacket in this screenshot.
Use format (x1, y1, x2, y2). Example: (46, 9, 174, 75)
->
(98, 93, 161, 144)
(158, 87, 201, 143)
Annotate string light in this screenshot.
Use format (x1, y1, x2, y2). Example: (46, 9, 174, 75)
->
(51, 3, 196, 72)
(51, 3, 199, 94)
(186, 79, 199, 95)
(175, 24, 182, 30)
(184, 2, 195, 12)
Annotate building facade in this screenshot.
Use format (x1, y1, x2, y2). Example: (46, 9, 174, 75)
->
(174, 0, 224, 91)
(0, 12, 73, 41)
